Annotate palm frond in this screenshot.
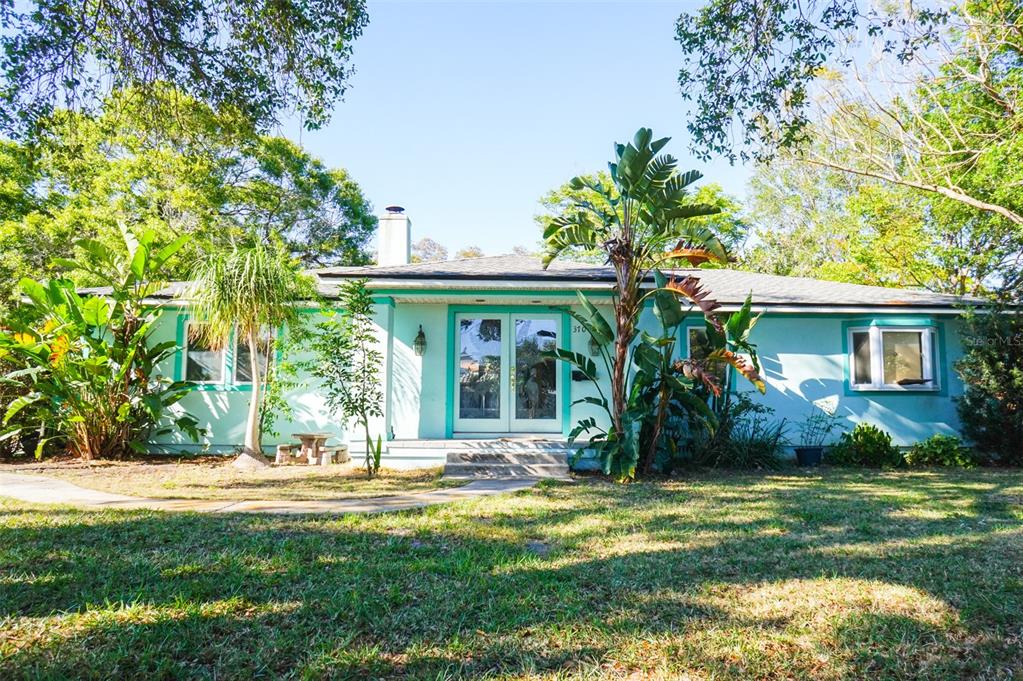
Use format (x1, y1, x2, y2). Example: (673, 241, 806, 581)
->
(675, 358, 722, 397)
(184, 240, 314, 348)
(665, 276, 723, 331)
(708, 348, 767, 394)
(664, 225, 729, 266)
(666, 169, 704, 194)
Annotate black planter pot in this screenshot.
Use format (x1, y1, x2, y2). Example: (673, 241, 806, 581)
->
(795, 446, 824, 467)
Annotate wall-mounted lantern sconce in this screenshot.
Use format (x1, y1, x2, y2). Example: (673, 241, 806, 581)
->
(413, 325, 427, 356)
(588, 337, 601, 356)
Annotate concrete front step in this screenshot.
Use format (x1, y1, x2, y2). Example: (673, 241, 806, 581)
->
(445, 451, 568, 465)
(443, 462, 571, 480)
(390, 439, 573, 452)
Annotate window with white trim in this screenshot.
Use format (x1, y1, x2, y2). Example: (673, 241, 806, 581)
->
(184, 323, 224, 383)
(848, 326, 937, 391)
(184, 322, 272, 386)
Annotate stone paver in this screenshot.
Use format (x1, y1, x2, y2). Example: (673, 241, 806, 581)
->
(0, 473, 538, 515)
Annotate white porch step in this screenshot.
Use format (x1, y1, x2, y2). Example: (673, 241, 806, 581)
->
(346, 438, 575, 479)
(442, 462, 571, 480)
(386, 438, 573, 479)
(389, 438, 574, 452)
(445, 451, 567, 465)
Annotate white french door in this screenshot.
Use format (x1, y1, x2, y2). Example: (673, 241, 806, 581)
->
(453, 312, 562, 434)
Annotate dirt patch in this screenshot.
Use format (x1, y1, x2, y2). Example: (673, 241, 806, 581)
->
(1, 456, 458, 501)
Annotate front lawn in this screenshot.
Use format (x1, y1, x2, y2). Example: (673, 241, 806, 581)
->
(1, 469, 1021, 679)
(2, 458, 456, 501)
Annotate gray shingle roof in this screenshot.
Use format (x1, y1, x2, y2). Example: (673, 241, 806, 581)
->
(314, 254, 610, 280)
(315, 254, 976, 308)
(94, 254, 974, 309)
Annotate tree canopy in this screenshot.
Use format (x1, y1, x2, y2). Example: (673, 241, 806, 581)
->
(411, 238, 449, 263)
(0, 0, 369, 136)
(741, 142, 1023, 297)
(0, 89, 376, 304)
(454, 246, 485, 259)
(676, 0, 1023, 297)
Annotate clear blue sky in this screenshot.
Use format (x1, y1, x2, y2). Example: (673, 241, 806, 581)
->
(286, 0, 751, 255)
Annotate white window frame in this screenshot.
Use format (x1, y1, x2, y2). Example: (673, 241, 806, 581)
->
(183, 321, 227, 385)
(847, 325, 938, 392)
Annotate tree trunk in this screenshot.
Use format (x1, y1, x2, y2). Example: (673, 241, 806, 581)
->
(639, 384, 671, 475)
(242, 327, 263, 457)
(610, 329, 628, 437)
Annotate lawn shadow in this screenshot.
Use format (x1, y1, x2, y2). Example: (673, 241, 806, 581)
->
(1, 469, 1021, 679)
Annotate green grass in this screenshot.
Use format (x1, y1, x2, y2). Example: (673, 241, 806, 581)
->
(1, 469, 1022, 679)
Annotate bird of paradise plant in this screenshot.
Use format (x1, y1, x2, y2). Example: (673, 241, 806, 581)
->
(543, 128, 765, 480)
(0, 229, 202, 459)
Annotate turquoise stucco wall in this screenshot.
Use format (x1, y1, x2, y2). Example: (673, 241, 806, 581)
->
(150, 307, 350, 454)
(744, 314, 963, 444)
(148, 299, 965, 461)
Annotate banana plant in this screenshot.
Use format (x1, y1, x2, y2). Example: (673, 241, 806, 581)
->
(0, 229, 202, 459)
(543, 128, 765, 480)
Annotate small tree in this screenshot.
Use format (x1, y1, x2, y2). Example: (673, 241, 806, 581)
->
(311, 279, 384, 477)
(185, 239, 313, 464)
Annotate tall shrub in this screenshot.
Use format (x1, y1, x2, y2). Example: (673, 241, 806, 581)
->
(311, 279, 385, 477)
(0, 230, 200, 459)
(955, 306, 1023, 464)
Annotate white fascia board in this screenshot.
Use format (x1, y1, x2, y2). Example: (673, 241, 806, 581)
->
(358, 278, 613, 291)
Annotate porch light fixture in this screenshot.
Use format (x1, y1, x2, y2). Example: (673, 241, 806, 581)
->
(413, 325, 427, 356)
(588, 337, 601, 356)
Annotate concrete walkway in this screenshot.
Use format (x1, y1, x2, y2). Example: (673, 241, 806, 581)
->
(0, 473, 538, 515)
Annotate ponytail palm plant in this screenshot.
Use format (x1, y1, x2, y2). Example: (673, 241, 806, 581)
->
(543, 128, 764, 479)
(185, 239, 314, 461)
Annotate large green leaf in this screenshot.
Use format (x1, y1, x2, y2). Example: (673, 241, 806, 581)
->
(3, 392, 42, 424)
(129, 244, 148, 280)
(664, 203, 720, 221)
(574, 292, 613, 345)
(543, 348, 597, 381)
(672, 389, 718, 433)
(725, 293, 760, 343)
(75, 238, 111, 264)
(632, 342, 661, 373)
(152, 234, 191, 271)
(81, 296, 111, 327)
(652, 270, 684, 329)
(18, 278, 48, 309)
(142, 394, 163, 419)
(571, 395, 608, 410)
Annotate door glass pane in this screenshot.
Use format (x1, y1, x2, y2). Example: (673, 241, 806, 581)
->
(882, 331, 924, 385)
(458, 318, 502, 419)
(515, 319, 557, 420)
(185, 325, 223, 382)
(852, 331, 873, 385)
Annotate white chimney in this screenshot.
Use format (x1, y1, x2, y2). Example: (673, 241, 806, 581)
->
(378, 205, 411, 266)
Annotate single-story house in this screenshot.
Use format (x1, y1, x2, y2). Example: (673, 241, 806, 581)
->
(149, 207, 975, 469)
